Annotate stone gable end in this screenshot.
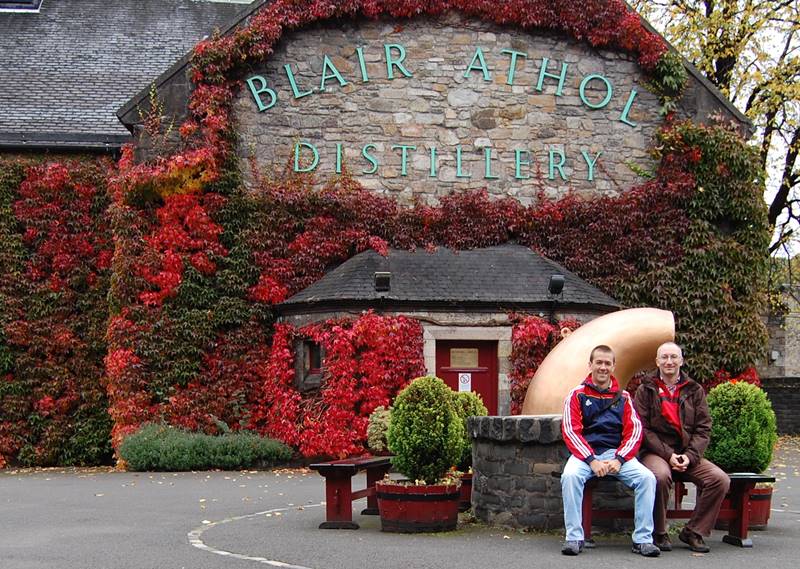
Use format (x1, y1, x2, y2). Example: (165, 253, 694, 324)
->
(234, 13, 661, 204)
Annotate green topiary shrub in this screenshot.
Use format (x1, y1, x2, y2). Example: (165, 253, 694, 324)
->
(705, 382, 777, 473)
(367, 406, 391, 455)
(119, 424, 292, 471)
(386, 376, 464, 484)
(453, 391, 488, 470)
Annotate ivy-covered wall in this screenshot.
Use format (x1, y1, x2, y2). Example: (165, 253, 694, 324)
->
(0, 0, 772, 466)
(0, 158, 114, 468)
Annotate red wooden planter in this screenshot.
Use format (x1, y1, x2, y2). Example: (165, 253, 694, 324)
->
(458, 472, 473, 512)
(376, 480, 461, 533)
(715, 486, 773, 531)
(747, 486, 773, 530)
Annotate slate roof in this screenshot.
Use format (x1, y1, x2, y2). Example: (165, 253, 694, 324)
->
(0, 0, 247, 150)
(280, 244, 620, 311)
(0, 1, 42, 10)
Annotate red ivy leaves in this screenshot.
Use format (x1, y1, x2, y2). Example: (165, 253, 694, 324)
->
(1, 159, 113, 466)
(508, 315, 582, 414)
(14, 163, 110, 292)
(705, 367, 761, 392)
(138, 193, 227, 307)
(164, 323, 271, 434)
(251, 312, 425, 458)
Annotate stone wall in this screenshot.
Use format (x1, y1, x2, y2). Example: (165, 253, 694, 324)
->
(785, 288, 800, 377)
(758, 312, 785, 378)
(468, 415, 633, 530)
(758, 286, 800, 380)
(762, 377, 800, 434)
(234, 13, 664, 205)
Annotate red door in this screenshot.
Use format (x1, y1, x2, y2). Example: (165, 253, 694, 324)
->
(436, 340, 498, 415)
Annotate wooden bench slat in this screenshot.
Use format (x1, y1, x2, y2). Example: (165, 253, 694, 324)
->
(310, 456, 392, 469)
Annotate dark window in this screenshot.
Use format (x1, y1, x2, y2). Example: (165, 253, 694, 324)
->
(295, 340, 324, 392)
(303, 341, 323, 376)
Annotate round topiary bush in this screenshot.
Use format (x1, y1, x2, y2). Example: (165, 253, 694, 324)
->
(386, 375, 464, 484)
(705, 382, 777, 473)
(453, 391, 488, 470)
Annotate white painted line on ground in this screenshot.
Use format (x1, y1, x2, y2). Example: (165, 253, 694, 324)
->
(188, 503, 325, 568)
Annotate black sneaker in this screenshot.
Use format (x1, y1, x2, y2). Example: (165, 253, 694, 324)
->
(632, 542, 661, 557)
(561, 540, 584, 555)
(654, 532, 672, 552)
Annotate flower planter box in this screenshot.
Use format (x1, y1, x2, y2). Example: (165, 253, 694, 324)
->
(376, 480, 461, 533)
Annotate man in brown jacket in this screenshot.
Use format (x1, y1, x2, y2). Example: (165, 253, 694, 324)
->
(633, 342, 730, 553)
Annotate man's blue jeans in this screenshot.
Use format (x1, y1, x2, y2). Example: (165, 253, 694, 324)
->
(561, 448, 656, 543)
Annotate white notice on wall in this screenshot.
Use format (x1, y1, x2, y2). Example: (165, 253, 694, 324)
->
(458, 373, 472, 392)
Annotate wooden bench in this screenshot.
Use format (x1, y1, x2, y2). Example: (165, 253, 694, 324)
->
(583, 472, 776, 547)
(309, 456, 392, 529)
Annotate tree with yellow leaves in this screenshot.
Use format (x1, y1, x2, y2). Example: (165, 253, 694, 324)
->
(631, 0, 799, 268)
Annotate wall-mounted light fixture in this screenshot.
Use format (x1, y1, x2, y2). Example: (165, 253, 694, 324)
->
(374, 271, 391, 292)
(548, 274, 565, 296)
(547, 274, 565, 324)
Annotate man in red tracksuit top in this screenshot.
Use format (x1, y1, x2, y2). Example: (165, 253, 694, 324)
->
(560, 344, 659, 557)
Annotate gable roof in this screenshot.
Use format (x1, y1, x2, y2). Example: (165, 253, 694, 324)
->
(116, 0, 751, 135)
(279, 244, 621, 313)
(0, 0, 247, 151)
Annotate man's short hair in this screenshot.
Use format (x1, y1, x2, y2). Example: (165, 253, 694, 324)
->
(657, 341, 684, 358)
(590, 344, 615, 362)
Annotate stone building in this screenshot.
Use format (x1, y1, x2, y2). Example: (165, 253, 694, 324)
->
(2, 0, 788, 526)
(113, 0, 750, 414)
(2, 0, 764, 422)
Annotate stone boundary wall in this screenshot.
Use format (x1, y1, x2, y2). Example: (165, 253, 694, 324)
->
(468, 415, 633, 530)
(762, 377, 800, 434)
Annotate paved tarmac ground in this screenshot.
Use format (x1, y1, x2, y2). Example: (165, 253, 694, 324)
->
(1, 438, 798, 569)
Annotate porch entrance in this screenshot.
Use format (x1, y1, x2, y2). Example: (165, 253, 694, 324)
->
(436, 340, 498, 414)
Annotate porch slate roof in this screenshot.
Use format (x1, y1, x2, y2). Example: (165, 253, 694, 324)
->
(0, 0, 246, 150)
(281, 243, 620, 310)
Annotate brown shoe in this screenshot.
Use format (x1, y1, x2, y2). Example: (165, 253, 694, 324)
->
(679, 527, 710, 553)
(655, 532, 672, 552)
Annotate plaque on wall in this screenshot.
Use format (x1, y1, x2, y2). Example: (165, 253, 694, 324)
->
(451, 348, 479, 368)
